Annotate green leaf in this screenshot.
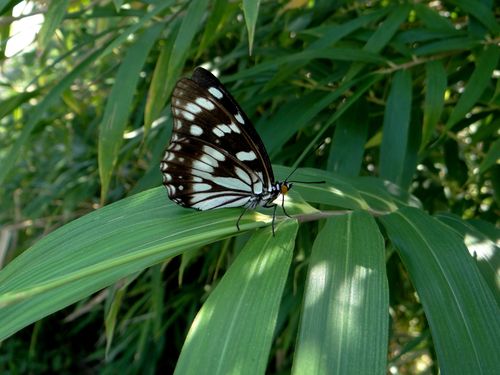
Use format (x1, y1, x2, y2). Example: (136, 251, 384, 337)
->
(345, 4, 410, 80)
(435, 212, 500, 306)
(242, 0, 260, 55)
(174, 220, 298, 375)
(379, 207, 500, 374)
(446, 45, 500, 130)
(167, 0, 210, 89)
(327, 98, 369, 176)
(98, 23, 164, 201)
(293, 211, 388, 374)
(37, 0, 70, 50)
(478, 137, 500, 175)
(144, 25, 178, 133)
(450, 0, 500, 34)
(421, 60, 447, 149)
(379, 69, 413, 188)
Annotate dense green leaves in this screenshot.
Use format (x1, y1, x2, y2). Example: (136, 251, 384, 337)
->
(0, 1, 498, 373)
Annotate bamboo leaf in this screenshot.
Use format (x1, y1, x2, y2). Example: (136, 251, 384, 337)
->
(379, 70, 413, 187)
(242, 0, 260, 55)
(293, 212, 388, 374)
(446, 45, 500, 130)
(379, 207, 500, 374)
(174, 220, 298, 375)
(421, 60, 447, 149)
(37, 0, 69, 50)
(450, 0, 500, 34)
(98, 24, 164, 201)
(327, 98, 369, 176)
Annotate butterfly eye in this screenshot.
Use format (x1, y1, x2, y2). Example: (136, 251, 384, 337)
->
(281, 184, 290, 195)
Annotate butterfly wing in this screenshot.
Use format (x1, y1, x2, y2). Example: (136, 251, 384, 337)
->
(161, 67, 274, 210)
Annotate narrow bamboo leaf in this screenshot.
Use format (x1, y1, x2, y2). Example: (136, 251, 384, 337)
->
(414, 36, 479, 55)
(242, 0, 260, 55)
(98, 24, 164, 201)
(37, 0, 69, 50)
(379, 207, 500, 374)
(0, 187, 289, 340)
(435, 212, 500, 306)
(421, 61, 447, 149)
(144, 25, 178, 133)
(327, 98, 369, 176)
(167, 0, 210, 90)
(196, 0, 237, 58)
(379, 70, 412, 187)
(478, 138, 500, 175)
(293, 212, 388, 374)
(345, 4, 410, 80)
(174, 220, 298, 375)
(0, 1, 174, 186)
(414, 3, 455, 32)
(446, 45, 500, 130)
(450, 0, 500, 34)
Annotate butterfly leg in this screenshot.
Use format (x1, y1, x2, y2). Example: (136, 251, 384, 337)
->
(236, 206, 250, 231)
(281, 193, 292, 218)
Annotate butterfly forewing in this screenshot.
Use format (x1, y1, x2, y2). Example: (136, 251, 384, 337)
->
(161, 67, 277, 212)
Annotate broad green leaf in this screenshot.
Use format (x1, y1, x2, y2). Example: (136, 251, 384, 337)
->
(293, 212, 388, 374)
(174, 220, 298, 375)
(446, 45, 500, 130)
(37, 0, 69, 50)
(0, 1, 174, 186)
(242, 0, 260, 55)
(379, 70, 412, 187)
(98, 23, 164, 201)
(327, 98, 369, 176)
(435, 212, 500, 306)
(421, 60, 446, 149)
(380, 207, 500, 374)
(0, 187, 295, 340)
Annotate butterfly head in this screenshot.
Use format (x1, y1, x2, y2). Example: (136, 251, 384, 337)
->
(280, 181, 293, 196)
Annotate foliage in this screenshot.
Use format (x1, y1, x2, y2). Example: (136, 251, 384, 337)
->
(0, 0, 499, 373)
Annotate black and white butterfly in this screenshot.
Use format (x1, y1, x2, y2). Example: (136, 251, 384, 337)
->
(160, 67, 292, 233)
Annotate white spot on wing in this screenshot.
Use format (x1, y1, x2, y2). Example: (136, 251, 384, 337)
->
(228, 122, 241, 133)
(235, 112, 245, 124)
(193, 160, 214, 173)
(192, 183, 212, 192)
(190, 125, 203, 136)
(182, 110, 195, 121)
(213, 177, 252, 191)
(208, 87, 223, 99)
(218, 124, 231, 133)
(234, 166, 252, 186)
(178, 185, 184, 191)
(192, 176, 202, 182)
(236, 151, 257, 161)
(203, 145, 226, 161)
(192, 195, 251, 210)
(185, 103, 202, 114)
(200, 154, 218, 167)
(195, 97, 215, 110)
(213, 127, 224, 137)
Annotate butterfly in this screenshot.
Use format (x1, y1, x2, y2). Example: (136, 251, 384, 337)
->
(160, 67, 293, 234)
